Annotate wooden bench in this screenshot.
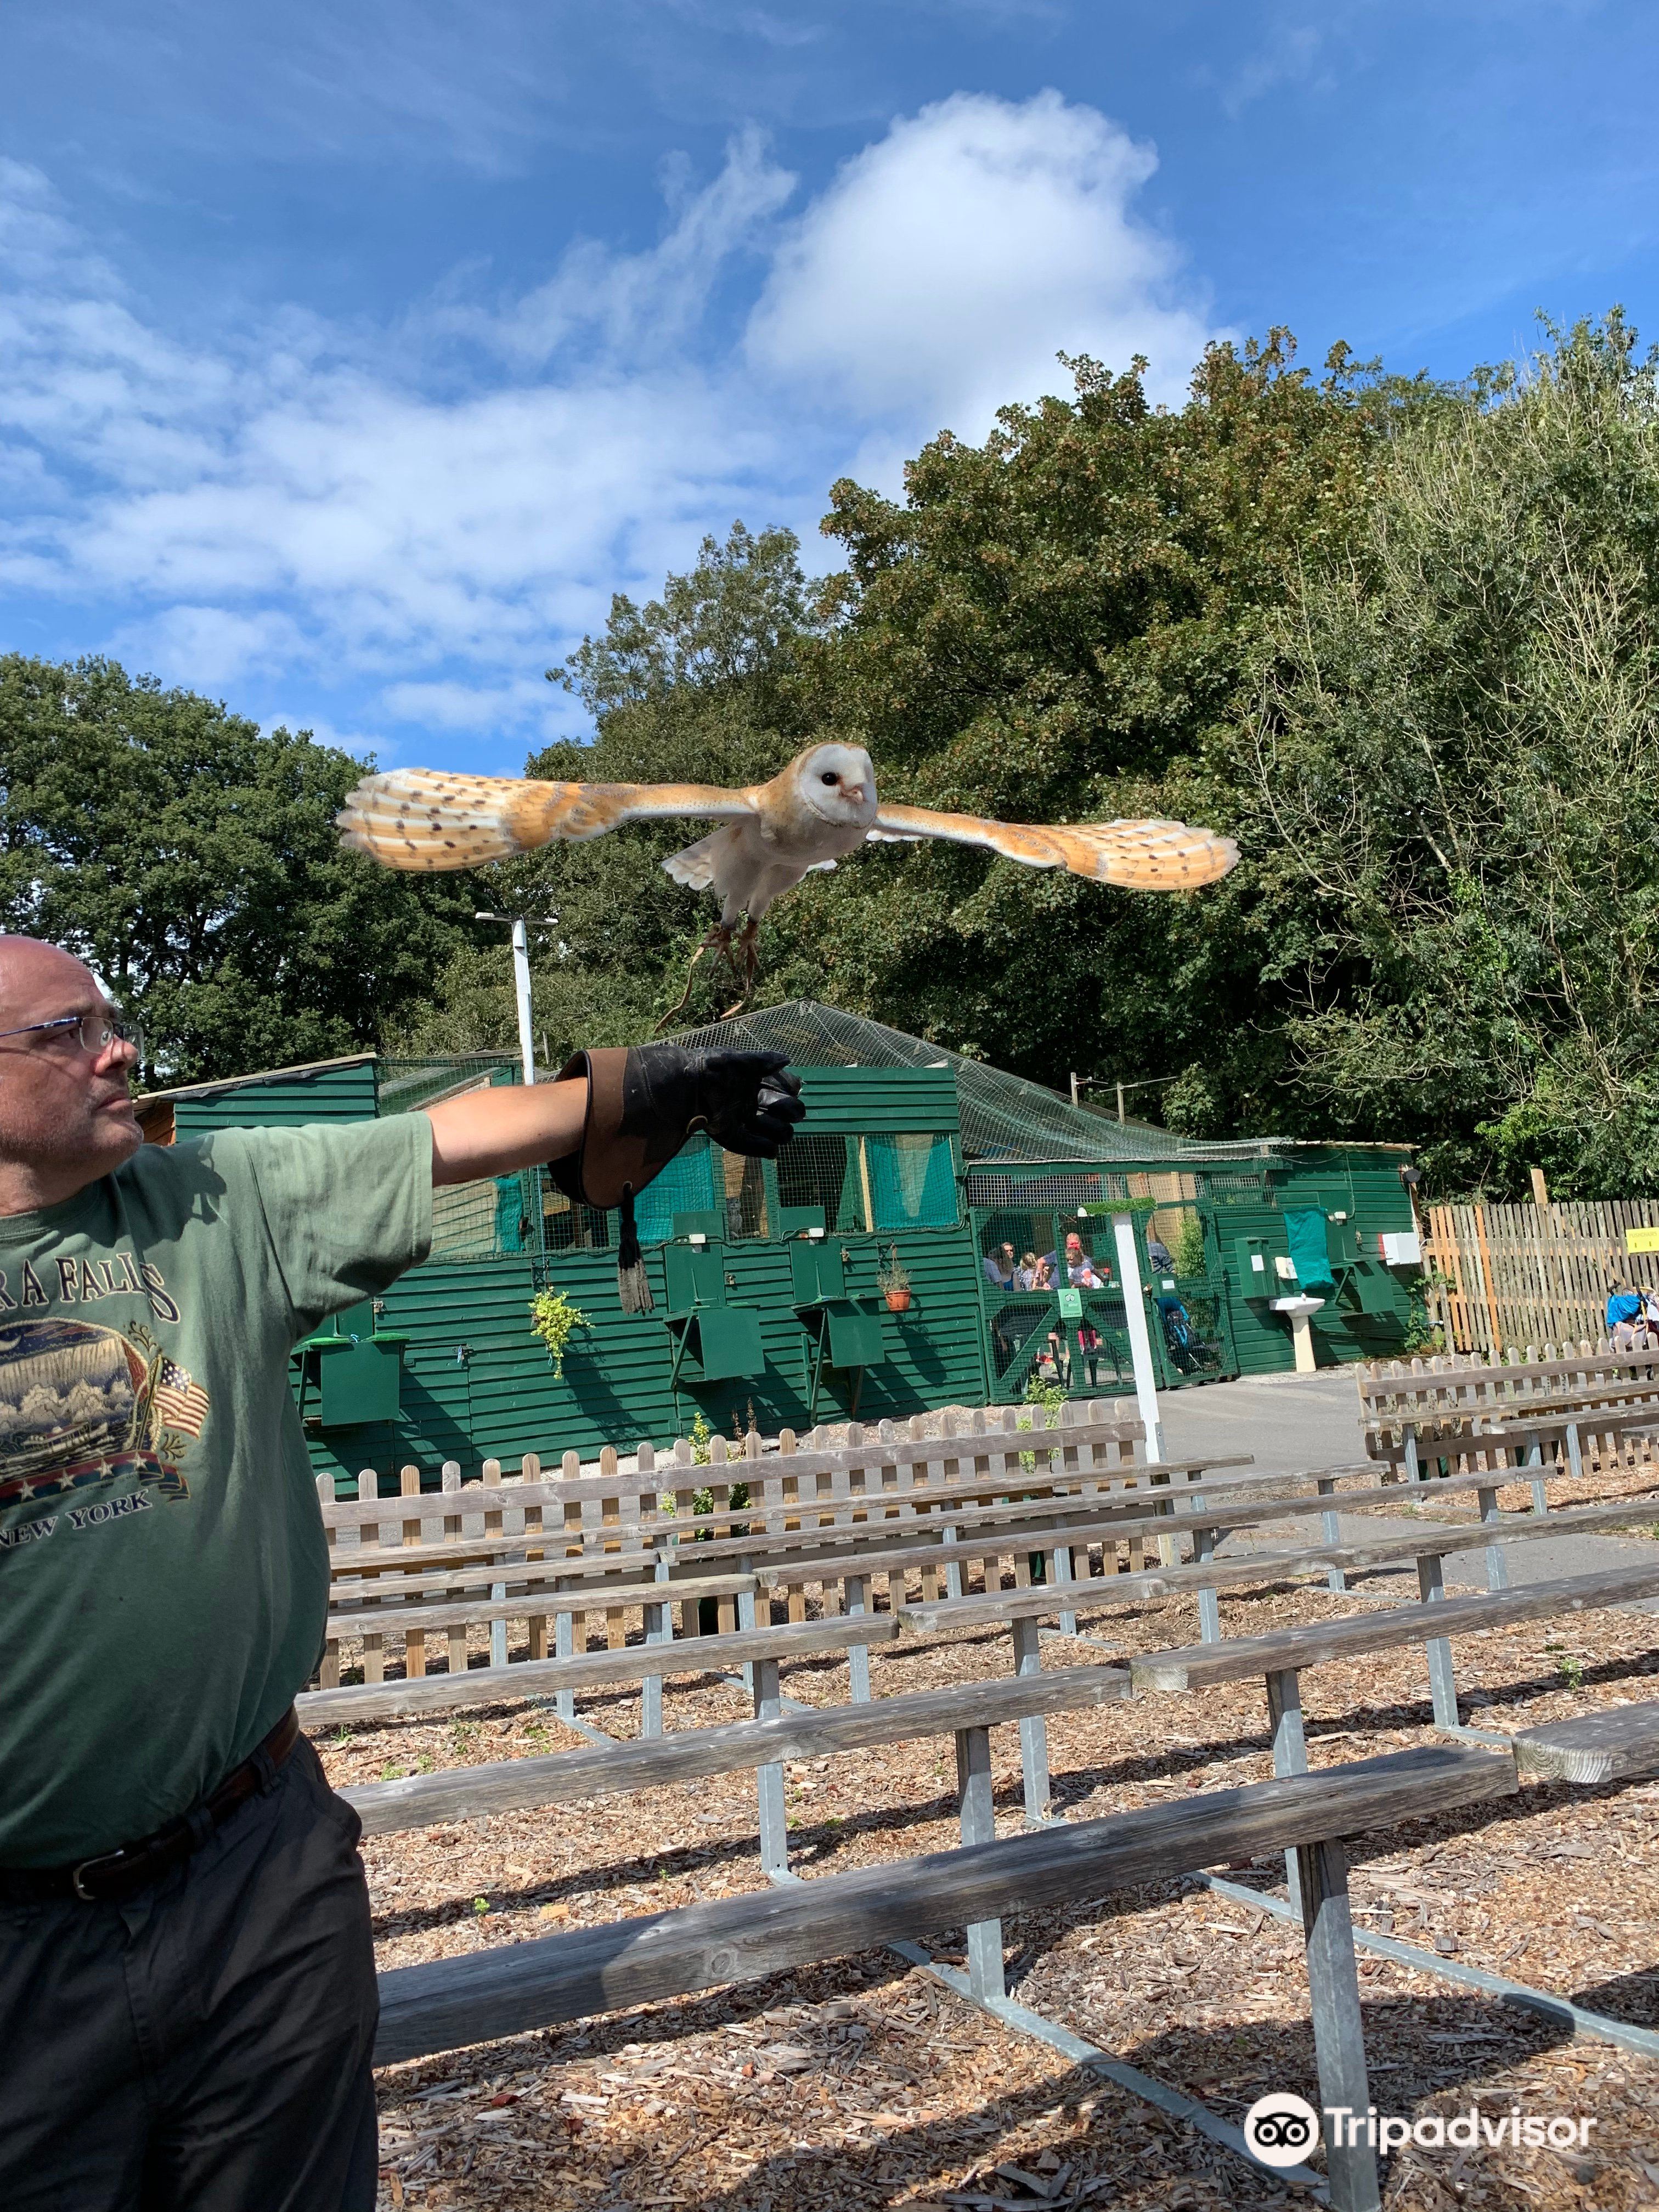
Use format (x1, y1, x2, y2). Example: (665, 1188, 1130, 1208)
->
(373, 1741, 1516, 2212)
(338, 1657, 1133, 1837)
(1512, 1698, 1659, 1783)
(1124, 1558, 1659, 2063)
(902, 1477, 1659, 1663)
(1359, 1346, 1659, 1493)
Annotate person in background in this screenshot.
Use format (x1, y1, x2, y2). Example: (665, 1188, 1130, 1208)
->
(1146, 1232, 1174, 1274)
(1607, 1283, 1659, 1351)
(982, 1241, 1017, 1289)
(1043, 1229, 1108, 1288)
(1015, 1250, 1042, 1289)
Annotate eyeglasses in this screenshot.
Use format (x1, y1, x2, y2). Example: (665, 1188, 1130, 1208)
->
(0, 1011, 133, 1056)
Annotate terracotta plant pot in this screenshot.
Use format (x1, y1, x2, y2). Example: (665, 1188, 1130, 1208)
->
(883, 1288, 912, 1313)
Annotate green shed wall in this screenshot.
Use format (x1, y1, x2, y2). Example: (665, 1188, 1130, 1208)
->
(171, 1060, 380, 1135)
(1205, 1146, 1417, 1375)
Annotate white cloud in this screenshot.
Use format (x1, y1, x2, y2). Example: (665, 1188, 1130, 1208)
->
(746, 90, 1218, 432)
(0, 99, 1219, 758)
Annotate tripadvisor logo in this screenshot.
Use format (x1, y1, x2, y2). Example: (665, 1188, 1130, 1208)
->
(1243, 2095, 1319, 2166)
(1243, 2092, 1598, 2166)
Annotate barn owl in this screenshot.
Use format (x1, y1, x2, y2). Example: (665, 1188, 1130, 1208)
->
(337, 741, 1239, 1016)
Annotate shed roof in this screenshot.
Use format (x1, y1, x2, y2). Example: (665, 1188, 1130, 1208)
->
(132, 1052, 378, 1109)
(667, 1000, 1290, 1166)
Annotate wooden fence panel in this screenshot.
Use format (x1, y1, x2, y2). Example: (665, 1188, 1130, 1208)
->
(1424, 1200, 1659, 1355)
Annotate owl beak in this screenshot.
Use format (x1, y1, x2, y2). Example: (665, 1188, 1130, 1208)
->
(844, 785, 867, 805)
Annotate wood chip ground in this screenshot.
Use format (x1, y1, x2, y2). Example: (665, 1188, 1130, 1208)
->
(326, 1465, 1659, 2210)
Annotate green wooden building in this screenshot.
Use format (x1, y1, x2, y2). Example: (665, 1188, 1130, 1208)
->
(132, 1005, 1418, 1489)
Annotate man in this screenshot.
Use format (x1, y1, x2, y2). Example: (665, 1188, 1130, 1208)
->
(0, 935, 802, 2212)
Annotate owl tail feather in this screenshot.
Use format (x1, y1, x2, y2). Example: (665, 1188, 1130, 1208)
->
(661, 829, 725, 890)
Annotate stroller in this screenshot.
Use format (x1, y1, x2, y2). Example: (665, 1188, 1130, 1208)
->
(1158, 1294, 1204, 1375)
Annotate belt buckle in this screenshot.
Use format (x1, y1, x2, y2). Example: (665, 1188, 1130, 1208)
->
(70, 1847, 131, 1902)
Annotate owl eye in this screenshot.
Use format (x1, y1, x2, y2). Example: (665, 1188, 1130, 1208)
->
(820, 771, 839, 786)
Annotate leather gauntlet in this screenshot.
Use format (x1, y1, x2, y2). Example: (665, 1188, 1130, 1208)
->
(546, 1045, 804, 1311)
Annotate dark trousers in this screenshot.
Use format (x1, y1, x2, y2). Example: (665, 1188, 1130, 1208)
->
(0, 1736, 379, 2212)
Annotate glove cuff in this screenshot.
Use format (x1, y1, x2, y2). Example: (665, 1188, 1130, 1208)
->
(545, 1048, 688, 1211)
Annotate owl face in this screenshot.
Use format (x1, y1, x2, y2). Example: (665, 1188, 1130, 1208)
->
(798, 742, 878, 827)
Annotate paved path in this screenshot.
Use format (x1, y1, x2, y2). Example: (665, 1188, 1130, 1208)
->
(1153, 1364, 1659, 1606)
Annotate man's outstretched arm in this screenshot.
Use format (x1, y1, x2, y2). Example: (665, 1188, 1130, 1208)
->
(420, 1046, 804, 1189)
(424, 1080, 586, 1186)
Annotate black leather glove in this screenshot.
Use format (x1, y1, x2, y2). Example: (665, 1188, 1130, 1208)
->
(620, 1045, 804, 1160)
(545, 1044, 807, 1313)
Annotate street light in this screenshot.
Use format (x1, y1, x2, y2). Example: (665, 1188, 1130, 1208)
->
(475, 913, 558, 1085)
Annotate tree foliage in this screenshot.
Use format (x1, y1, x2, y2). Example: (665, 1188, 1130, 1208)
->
(1240, 312, 1659, 1195)
(0, 655, 475, 1084)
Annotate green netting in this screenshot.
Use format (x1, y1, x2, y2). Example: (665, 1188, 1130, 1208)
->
(376, 1056, 518, 1115)
(866, 1132, 956, 1226)
(670, 1000, 1284, 1167)
(634, 1138, 721, 1243)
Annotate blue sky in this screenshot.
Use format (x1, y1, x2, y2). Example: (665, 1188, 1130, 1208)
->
(2, 1, 1656, 775)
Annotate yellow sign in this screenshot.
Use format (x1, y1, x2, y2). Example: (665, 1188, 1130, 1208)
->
(1626, 1227, 1659, 1254)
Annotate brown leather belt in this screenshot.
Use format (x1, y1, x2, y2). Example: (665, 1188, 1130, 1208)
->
(0, 1707, 302, 1905)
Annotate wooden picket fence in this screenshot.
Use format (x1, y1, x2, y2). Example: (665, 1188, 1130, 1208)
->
(1423, 1199, 1659, 1357)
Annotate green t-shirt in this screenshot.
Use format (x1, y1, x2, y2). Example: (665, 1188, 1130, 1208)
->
(0, 1117, 432, 1865)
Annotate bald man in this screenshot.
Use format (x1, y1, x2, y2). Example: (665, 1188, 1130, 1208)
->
(0, 938, 802, 2212)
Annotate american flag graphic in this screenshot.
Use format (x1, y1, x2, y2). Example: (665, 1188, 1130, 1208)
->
(152, 1358, 210, 1439)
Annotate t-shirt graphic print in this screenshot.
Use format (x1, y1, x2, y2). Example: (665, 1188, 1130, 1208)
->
(0, 1313, 208, 1532)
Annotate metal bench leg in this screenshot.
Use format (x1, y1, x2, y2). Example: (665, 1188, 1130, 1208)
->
(1298, 1835, 1382, 2212)
(1266, 1667, 1308, 1920)
(1526, 1431, 1549, 1516)
(737, 1581, 757, 1694)
(554, 1607, 575, 1722)
(1194, 1526, 1220, 1643)
(956, 1724, 1005, 2002)
(1404, 1426, 1421, 1483)
(844, 1575, 871, 1703)
(754, 1657, 789, 1878)
(1476, 1486, 1508, 1592)
(490, 1578, 508, 1670)
(1318, 1475, 1347, 1592)
(1011, 1615, 1051, 1822)
(944, 1523, 963, 1601)
(1417, 1552, 1459, 1730)
(1050, 1543, 1077, 1636)
(1565, 1420, 1583, 1482)
(641, 1596, 668, 1740)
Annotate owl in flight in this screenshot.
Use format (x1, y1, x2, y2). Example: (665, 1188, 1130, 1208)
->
(337, 742, 1239, 1019)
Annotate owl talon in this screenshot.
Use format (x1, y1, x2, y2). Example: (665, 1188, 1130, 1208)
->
(653, 926, 732, 1034)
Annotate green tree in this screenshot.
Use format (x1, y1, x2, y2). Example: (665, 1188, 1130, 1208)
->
(1238, 313, 1659, 1197)
(0, 655, 475, 1084)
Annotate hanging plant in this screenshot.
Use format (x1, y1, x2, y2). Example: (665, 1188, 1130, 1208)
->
(877, 1243, 912, 1310)
(527, 1288, 591, 1377)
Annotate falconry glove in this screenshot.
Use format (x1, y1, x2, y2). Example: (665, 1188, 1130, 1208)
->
(546, 1045, 804, 1312)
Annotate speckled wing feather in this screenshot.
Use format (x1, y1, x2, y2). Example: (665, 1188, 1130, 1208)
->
(337, 771, 758, 872)
(868, 804, 1239, 889)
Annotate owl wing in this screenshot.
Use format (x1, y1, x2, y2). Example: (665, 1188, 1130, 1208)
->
(337, 770, 759, 872)
(868, 804, 1239, 890)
